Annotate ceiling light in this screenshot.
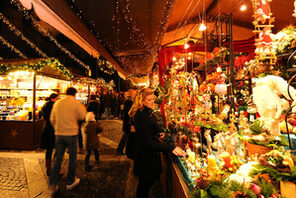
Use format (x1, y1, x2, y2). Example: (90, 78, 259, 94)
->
(184, 43, 190, 49)
(173, 57, 177, 61)
(240, 5, 247, 11)
(199, 22, 207, 31)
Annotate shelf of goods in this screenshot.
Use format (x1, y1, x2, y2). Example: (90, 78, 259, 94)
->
(0, 58, 72, 149)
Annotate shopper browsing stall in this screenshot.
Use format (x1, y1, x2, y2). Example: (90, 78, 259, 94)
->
(131, 88, 185, 198)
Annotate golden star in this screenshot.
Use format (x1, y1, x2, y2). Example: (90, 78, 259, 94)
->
(11, 129, 18, 138)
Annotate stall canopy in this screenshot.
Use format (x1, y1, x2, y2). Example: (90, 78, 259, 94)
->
(0, 58, 73, 81)
(1, 0, 295, 84)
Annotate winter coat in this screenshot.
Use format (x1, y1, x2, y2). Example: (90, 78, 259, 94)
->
(122, 99, 133, 133)
(40, 101, 55, 149)
(104, 93, 112, 108)
(134, 106, 174, 182)
(82, 121, 103, 150)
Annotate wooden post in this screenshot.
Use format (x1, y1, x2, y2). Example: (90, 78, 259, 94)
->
(33, 72, 36, 145)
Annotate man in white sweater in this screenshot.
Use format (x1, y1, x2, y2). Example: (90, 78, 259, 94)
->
(48, 87, 87, 195)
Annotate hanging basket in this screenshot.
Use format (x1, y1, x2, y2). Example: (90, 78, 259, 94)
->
(246, 141, 272, 156)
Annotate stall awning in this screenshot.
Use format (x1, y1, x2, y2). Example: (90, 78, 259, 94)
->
(0, 58, 73, 81)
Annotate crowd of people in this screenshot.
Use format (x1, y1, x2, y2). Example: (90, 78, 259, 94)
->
(41, 87, 185, 198)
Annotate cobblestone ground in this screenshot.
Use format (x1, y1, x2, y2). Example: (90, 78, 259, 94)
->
(0, 119, 138, 198)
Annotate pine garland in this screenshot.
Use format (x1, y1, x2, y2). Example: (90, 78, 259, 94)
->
(251, 165, 296, 183)
(0, 58, 73, 79)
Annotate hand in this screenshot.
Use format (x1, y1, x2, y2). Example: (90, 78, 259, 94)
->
(172, 147, 185, 157)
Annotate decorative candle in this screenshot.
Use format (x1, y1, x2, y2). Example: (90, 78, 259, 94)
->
(207, 155, 217, 172)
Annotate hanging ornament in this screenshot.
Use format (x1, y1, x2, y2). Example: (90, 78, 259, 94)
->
(293, 0, 296, 18)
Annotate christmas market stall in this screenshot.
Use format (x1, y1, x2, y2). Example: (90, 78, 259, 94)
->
(155, 1, 296, 198)
(0, 58, 72, 149)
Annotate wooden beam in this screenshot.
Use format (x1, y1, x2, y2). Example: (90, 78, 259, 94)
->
(166, 15, 253, 33)
(206, 0, 219, 15)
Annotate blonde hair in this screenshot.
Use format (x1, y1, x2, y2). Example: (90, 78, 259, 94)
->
(129, 88, 154, 118)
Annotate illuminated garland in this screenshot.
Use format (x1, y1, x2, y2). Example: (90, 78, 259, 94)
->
(97, 58, 115, 75)
(10, 0, 90, 71)
(0, 58, 74, 79)
(0, 35, 27, 58)
(0, 12, 48, 58)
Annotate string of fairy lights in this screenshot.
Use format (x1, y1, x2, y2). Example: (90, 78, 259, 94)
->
(66, 0, 174, 77)
(9, 0, 91, 72)
(0, 35, 27, 59)
(65, 0, 120, 75)
(0, 12, 48, 58)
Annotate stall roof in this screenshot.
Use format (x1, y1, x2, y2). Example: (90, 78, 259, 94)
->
(7, 0, 296, 83)
(0, 58, 73, 81)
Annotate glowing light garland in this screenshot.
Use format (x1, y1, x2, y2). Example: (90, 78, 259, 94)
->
(97, 58, 116, 75)
(10, 0, 90, 71)
(67, 0, 174, 76)
(0, 12, 48, 58)
(67, 0, 117, 75)
(0, 58, 74, 79)
(0, 35, 27, 59)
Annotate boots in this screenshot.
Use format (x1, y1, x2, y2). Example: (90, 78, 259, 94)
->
(46, 159, 52, 176)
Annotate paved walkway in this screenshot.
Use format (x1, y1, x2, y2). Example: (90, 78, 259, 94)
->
(0, 119, 138, 198)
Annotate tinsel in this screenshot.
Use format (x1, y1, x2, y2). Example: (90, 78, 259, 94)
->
(0, 35, 27, 59)
(9, 0, 90, 71)
(0, 12, 48, 58)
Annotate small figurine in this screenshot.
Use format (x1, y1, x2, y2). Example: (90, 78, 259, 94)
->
(256, 0, 272, 23)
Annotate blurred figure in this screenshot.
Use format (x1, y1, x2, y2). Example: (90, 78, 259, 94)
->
(118, 92, 126, 119)
(112, 91, 119, 118)
(104, 90, 112, 119)
(82, 112, 103, 171)
(40, 93, 59, 176)
(87, 95, 100, 121)
(116, 89, 137, 155)
(49, 87, 87, 196)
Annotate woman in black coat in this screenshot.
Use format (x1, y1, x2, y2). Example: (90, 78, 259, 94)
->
(130, 88, 185, 198)
(40, 93, 59, 175)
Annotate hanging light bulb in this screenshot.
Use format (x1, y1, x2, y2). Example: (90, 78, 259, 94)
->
(173, 56, 177, 61)
(199, 22, 207, 31)
(184, 43, 190, 49)
(240, 5, 247, 11)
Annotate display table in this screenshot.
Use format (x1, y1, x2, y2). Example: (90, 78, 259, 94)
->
(0, 119, 44, 150)
(161, 154, 191, 198)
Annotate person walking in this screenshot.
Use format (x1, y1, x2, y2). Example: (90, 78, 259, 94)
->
(48, 87, 87, 196)
(82, 112, 103, 171)
(116, 89, 137, 155)
(130, 88, 185, 198)
(40, 93, 59, 176)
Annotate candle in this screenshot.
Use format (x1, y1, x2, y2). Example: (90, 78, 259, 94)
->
(207, 155, 217, 172)
(220, 152, 233, 168)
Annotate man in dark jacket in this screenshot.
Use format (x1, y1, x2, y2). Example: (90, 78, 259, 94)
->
(116, 89, 137, 155)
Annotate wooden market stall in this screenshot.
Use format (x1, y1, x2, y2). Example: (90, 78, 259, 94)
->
(0, 58, 72, 149)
